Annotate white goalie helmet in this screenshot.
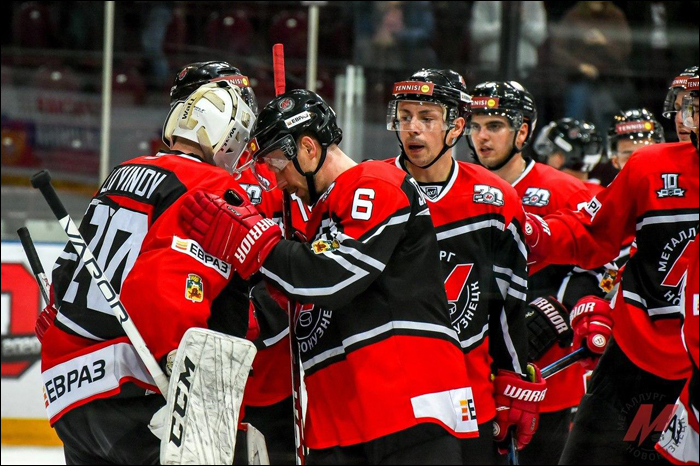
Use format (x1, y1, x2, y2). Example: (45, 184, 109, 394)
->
(162, 82, 256, 173)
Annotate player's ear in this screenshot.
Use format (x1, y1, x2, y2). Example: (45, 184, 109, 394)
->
(449, 116, 466, 144)
(299, 135, 318, 160)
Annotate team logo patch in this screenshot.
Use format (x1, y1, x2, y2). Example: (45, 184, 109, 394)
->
(311, 239, 340, 254)
(171, 236, 231, 278)
(473, 184, 504, 206)
(421, 185, 441, 200)
(392, 81, 435, 96)
(599, 269, 618, 294)
(472, 97, 500, 109)
(185, 274, 204, 303)
(522, 187, 550, 207)
(278, 97, 295, 112)
(657, 174, 685, 198)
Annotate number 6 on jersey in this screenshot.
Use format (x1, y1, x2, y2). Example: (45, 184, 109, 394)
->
(351, 188, 375, 220)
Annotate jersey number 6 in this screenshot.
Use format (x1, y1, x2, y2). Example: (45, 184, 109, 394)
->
(351, 188, 375, 221)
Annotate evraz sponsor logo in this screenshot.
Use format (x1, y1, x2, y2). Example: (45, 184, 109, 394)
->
(171, 236, 232, 279)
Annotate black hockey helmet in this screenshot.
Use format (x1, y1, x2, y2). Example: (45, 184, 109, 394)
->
(248, 89, 342, 202)
(469, 81, 538, 143)
(388, 68, 471, 129)
(388, 68, 472, 169)
(170, 61, 258, 115)
(607, 108, 665, 155)
(534, 118, 603, 173)
(468, 81, 538, 171)
(662, 66, 698, 119)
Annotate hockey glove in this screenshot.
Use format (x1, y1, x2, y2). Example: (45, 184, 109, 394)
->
(493, 364, 546, 454)
(525, 296, 573, 361)
(523, 212, 551, 265)
(35, 284, 57, 343)
(181, 190, 282, 280)
(570, 295, 613, 370)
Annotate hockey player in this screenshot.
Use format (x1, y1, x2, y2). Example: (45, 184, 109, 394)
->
(526, 77, 699, 464)
(534, 118, 605, 194)
(663, 66, 698, 142)
(468, 81, 598, 464)
(607, 108, 665, 171)
(39, 80, 257, 464)
(169, 60, 301, 465)
(656, 237, 699, 465)
(179, 89, 482, 464)
(385, 69, 537, 464)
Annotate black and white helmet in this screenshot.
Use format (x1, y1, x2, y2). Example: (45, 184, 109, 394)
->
(534, 118, 603, 173)
(607, 108, 665, 155)
(170, 61, 258, 115)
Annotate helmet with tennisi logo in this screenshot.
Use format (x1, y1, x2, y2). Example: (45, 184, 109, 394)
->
(607, 108, 665, 155)
(387, 68, 472, 169)
(247, 89, 342, 203)
(170, 61, 258, 115)
(162, 82, 256, 173)
(468, 81, 538, 171)
(662, 66, 698, 119)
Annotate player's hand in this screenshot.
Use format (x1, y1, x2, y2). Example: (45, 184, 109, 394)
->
(180, 190, 282, 280)
(523, 212, 551, 265)
(570, 295, 613, 370)
(35, 284, 57, 342)
(525, 296, 573, 361)
(493, 364, 546, 454)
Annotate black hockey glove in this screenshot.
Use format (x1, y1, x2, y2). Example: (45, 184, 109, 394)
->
(525, 296, 573, 361)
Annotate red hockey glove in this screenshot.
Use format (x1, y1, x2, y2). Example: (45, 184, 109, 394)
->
(570, 295, 613, 370)
(35, 284, 57, 342)
(181, 191, 282, 280)
(493, 364, 547, 454)
(525, 296, 573, 361)
(523, 212, 551, 265)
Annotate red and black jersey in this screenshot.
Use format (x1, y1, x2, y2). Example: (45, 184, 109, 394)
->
(42, 152, 250, 424)
(261, 160, 477, 449)
(513, 159, 592, 412)
(542, 142, 699, 381)
(235, 166, 309, 408)
(389, 156, 529, 424)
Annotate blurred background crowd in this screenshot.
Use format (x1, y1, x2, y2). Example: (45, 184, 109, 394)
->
(1, 1, 698, 240)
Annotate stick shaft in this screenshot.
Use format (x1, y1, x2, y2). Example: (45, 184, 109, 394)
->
(273, 43, 306, 465)
(17, 227, 51, 305)
(541, 347, 588, 379)
(30, 170, 169, 397)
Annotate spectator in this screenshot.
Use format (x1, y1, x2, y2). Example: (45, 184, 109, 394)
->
(551, 1, 633, 131)
(470, 1, 547, 79)
(353, 1, 436, 70)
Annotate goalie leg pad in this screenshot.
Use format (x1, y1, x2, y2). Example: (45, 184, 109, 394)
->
(160, 328, 257, 465)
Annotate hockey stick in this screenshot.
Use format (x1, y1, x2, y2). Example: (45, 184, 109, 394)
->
(30, 170, 170, 397)
(541, 347, 588, 379)
(17, 227, 51, 305)
(273, 42, 307, 466)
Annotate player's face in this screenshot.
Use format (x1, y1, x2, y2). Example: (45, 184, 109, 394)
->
(612, 137, 656, 170)
(674, 90, 692, 141)
(396, 101, 449, 167)
(469, 114, 527, 169)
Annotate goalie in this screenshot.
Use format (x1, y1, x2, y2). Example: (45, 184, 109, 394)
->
(37, 65, 262, 464)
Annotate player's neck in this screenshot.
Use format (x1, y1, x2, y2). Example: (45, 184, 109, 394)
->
(404, 152, 454, 183)
(562, 168, 588, 182)
(494, 153, 526, 185)
(318, 146, 357, 190)
(171, 139, 208, 163)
